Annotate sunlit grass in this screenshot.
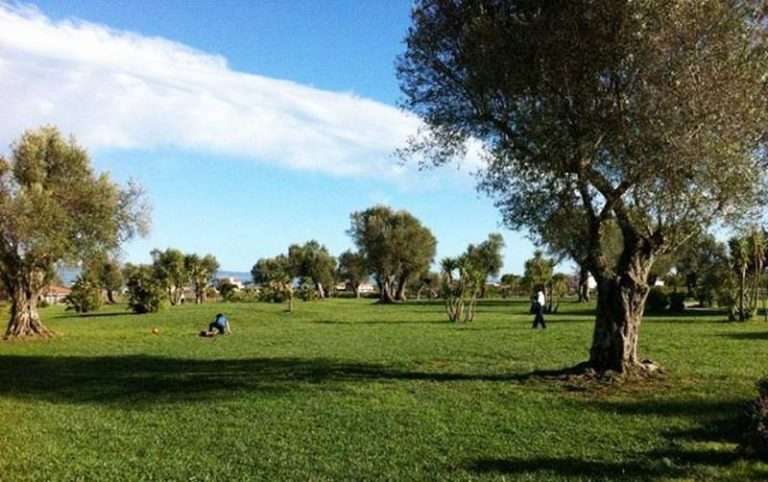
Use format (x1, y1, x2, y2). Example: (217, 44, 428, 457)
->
(0, 299, 766, 480)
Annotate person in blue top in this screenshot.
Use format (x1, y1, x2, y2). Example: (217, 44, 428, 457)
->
(208, 313, 230, 335)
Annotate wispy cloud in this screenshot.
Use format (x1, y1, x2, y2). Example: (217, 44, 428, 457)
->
(0, 3, 482, 179)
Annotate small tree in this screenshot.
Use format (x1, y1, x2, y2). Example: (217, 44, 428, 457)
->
(123, 263, 165, 314)
(252, 255, 295, 312)
(83, 251, 123, 304)
(184, 254, 220, 304)
(441, 255, 484, 322)
(440, 239, 488, 321)
(465, 233, 505, 298)
(151, 248, 189, 306)
(63, 275, 103, 313)
(218, 281, 238, 302)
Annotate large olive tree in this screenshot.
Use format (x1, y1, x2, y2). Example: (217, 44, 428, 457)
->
(288, 240, 336, 299)
(398, 0, 768, 373)
(348, 205, 437, 303)
(0, 127, 149, 338)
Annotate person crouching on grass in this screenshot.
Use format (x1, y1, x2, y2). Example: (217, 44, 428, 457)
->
(202, 313, 230, 336)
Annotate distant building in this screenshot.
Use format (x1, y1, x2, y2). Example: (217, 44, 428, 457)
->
(335, 281, 375, 294)
(215, 277, 243, 290)
(41, 285, 71, 305)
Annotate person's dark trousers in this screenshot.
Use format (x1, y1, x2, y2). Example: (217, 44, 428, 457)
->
(532, 304, 547, 329)
(208, 322, 225, 334)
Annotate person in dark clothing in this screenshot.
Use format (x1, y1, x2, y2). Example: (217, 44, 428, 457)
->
(532, 290, 547, 329)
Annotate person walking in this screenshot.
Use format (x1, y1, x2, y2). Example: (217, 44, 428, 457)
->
(532, 289, 547, 329)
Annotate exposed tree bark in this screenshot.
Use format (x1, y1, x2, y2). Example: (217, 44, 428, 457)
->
(377, 276, 397, 303)
(352, 282, 361, 299)
(395, 277, 408, 301)
(315, 282, 326, 299)
(588, 230, 657, 373)
(106, 289, 117, 304)
(577, 265, 590, 303)
(4, 275, 53, 339)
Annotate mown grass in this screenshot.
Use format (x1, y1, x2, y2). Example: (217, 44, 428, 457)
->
(1, 298, 767, 481)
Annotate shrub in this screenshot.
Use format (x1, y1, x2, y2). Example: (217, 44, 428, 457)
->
(125, 265, 165, 314)
(741, 377, 768, 460)
(219, 282, 239, 302)
(230, 288, 259, 302)
(644, 287, 669, 313)
(668, 292, 686, 313)
(64, 276, 103, 313)
(296, 278, 317, 302)
(257, 283, 286, 303)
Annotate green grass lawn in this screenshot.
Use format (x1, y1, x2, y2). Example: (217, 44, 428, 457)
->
(1, 298, 767, 481)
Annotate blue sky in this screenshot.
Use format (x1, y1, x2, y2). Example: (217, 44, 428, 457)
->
(0, 0, 543, 274)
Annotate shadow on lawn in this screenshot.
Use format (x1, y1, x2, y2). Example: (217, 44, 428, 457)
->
(467, 397, 753, 480)
(719, 331, 768, 341)
(0, 355, 548, 407)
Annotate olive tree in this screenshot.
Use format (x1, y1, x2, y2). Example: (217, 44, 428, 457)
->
(348, 205, 437, 303)
(0, 127, 148, 338)
(288, 240, 336, 299)
(398, 0, 768, 373)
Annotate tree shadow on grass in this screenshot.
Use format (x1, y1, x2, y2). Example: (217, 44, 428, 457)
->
(468, 456, 681, 481)
(466, 397, 756, 480)
(719, 331, 768, 341)
(53, 311, 137, 320)
(0, 355, 555, 407)
(310, 319, 449, 326)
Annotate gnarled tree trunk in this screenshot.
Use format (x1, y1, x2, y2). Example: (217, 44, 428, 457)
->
(395, 277, 408, 301)
(5, 282, 52, 339)
(588, 252, 653, 373)
(377, 276, 397, 303)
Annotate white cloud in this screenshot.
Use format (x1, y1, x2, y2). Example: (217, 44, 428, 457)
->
(0, 3, 481, 179)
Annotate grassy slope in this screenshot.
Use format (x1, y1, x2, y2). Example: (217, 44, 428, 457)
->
(0, 299, 767, 481)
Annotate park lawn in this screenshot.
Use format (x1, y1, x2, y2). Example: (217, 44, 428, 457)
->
(0, 299, 767, 481)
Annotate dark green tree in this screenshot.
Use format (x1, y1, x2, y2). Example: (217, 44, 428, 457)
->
(336, 250, 369, 298)
(0, 127, 148, 338)
(123, 263, 165, 314)
(398, 0, 768, 373)
(288, 240, 336, 299)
